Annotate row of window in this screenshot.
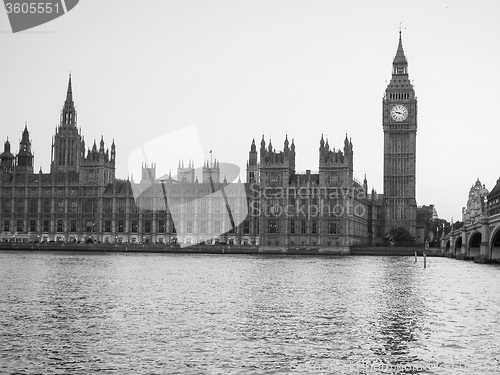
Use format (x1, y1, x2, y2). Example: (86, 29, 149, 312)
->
(1, 187, 100, 197)
(2, 218, 170, 234)
(1, 218, 260, 236)
(488, 198, 500, 207)
(267, 220, 339, 235)
(387, 91, 410, 100)
(488, 207, 500, 216)
(2, 219, 170, 233)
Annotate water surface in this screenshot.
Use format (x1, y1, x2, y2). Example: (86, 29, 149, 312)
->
(0, 252, 499, 374)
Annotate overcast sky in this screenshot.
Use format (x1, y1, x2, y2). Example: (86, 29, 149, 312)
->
(1, 0, 499, 222)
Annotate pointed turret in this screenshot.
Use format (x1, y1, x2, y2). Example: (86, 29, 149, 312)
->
(0, 139, 15, 173)
(16, 124, 34, 172)
(60, 74, 77, 127)
(247, 138, 259, 183)
(99, 136, 105, 152)
(250, 138, 256, 152)
(284, 134, 289, 149)
(111, 139, 116, 162)
(22, 123, 30, 143)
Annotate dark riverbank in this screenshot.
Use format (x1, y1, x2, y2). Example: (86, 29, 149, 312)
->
(351, 246, 444, 257)
(0, 242, 442, 256)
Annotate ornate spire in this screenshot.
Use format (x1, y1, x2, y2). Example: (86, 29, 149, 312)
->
(393, 31, 408, 74)
(61, 74, 77, 126)
(66, 73, 73, 103)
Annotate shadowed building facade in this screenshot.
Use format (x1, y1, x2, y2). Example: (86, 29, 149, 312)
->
(246, 134, 375, 248)
(0, 34, 418, 247)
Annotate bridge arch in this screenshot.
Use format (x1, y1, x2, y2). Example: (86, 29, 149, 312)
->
(445, 240, 450, 255)
(454, 236, 462, 257)
(490, 226, 500, 260)
(468, 231, 482, 259)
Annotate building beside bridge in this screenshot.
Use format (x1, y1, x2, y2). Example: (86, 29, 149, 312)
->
(441, 178, 500, 262)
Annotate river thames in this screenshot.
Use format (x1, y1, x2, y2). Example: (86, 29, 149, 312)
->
(0, 252, 499, 374)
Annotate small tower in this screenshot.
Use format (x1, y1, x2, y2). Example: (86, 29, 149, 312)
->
(99, 136, 105, 153)
(141, 163, 156, 183)
(111, 139, 116, 164)
(203, 158, 220, 184)
(259, 135, 295, 189)
(16, 124, 34, 173)
(343, 134, 353, 170)
(177, 160, 195, 183)
(80, 136, 116, 186)
(246, 138, 259, 183)
(0, 139, 15, 174)
(318, 134, 353, 187)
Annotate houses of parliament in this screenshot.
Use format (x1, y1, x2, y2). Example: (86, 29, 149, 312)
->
(0, 33, 417, 247)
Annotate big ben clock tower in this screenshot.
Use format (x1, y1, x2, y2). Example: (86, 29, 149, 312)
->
(383, 31, 417, 237)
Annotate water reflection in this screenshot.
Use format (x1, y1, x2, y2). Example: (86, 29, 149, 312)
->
(0, 253, 500, 374)
(372, 258, 425, 369)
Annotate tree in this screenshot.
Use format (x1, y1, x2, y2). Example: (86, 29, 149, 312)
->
(386, 227, 416, 246)
(452, 221, 464, 231)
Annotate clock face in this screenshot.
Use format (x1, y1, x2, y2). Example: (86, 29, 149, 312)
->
(390, 104, 408, 121)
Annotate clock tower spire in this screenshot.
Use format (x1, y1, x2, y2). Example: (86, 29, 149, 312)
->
(383, 32, 417, 237)
(393, 31, 408, 74)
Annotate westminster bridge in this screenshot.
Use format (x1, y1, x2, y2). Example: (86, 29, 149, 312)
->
(441, 178, 500, 263)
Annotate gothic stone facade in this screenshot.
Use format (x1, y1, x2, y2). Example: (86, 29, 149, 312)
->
(245, 135, 377, 248)
(0, 34, 416, 246)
